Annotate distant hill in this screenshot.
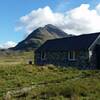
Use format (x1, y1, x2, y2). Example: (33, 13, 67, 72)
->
(11, 24, 71, 51)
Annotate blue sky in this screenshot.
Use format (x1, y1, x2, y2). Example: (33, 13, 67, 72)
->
(0, 0, 100, 48)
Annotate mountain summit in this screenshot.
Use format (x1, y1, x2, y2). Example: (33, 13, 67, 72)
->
(12, 24, 69, 51)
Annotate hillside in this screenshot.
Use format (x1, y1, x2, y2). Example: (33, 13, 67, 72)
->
(11, 24, 69, 51)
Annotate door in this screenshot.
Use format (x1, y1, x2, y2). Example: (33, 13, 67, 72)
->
(95, 45, 100, 69)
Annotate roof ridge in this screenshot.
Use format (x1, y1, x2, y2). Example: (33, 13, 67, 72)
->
(35, 32, 100, 52)
(47, 32, 100, 41)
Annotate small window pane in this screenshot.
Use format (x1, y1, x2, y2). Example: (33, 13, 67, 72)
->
(41, 52, 46, 60)
(68, 51, 75, 60)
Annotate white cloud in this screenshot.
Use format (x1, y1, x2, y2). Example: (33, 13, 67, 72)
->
(16, 6, 64, 34)
(0, 41, 17, 49)
(16, 4, 100, 35)
(96, 3, 100, 14)
(63, 4, 100, 34)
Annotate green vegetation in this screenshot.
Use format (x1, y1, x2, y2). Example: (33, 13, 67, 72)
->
(0, 51, 99, 100)
(0, 51, 34, 65)
(0, 65, 100, 100)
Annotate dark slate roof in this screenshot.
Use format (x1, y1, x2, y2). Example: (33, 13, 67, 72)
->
(35, 32, 100, 52)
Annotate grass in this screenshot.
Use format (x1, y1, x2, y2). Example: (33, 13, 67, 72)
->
(0, 51, 34, 65)
(0, 51, 99, 100)
(1, 64, 100, 100)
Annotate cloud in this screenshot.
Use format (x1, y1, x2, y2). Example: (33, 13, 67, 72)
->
(0, 41, 17, 49)
(96, 3, 100, 14)
(16, 4, 100, 35)
(63, 4, 100, 34)
(16, 6, 64, 34)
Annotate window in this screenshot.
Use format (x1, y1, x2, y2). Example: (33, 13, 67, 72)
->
(41, 52, 46, 60)
(68, 51, 76, 61)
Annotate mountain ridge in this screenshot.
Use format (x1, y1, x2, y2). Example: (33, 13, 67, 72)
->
(11, 24, 71, 51)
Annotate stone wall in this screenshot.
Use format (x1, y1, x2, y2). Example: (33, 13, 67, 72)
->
(35, 50, 94, 69)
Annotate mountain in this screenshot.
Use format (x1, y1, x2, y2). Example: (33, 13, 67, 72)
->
(11, 24, 70, 51)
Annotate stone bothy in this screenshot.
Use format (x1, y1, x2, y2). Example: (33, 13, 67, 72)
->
(34, 32, 100, 69)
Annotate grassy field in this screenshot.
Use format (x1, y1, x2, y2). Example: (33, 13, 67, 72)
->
(0, 51, 34, 65)
(0, 51, 100, 100)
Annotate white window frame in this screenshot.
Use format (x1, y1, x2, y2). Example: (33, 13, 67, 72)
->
(68, 51, 76, 61)
(41, 52, 46, 60)
(89, 50, 92, 59)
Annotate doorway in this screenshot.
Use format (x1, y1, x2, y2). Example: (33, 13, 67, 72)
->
(95, 45, 100, 69)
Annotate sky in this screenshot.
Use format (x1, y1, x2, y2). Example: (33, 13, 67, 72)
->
(0, 0, 100, 48)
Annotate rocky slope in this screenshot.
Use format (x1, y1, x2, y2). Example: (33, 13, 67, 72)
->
(11, 24, 70, 51)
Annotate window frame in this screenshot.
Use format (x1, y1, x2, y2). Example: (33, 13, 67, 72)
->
(68, 51, 76, 61)
(89, 50, 92, 59)
(41, 52, 46, 60)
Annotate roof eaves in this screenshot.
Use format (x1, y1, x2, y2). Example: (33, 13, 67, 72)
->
(89, 34, 100, 50)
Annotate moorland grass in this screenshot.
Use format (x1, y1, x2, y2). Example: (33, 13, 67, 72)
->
(0, 51, 99, 100)
(0, 64, 99, 100)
